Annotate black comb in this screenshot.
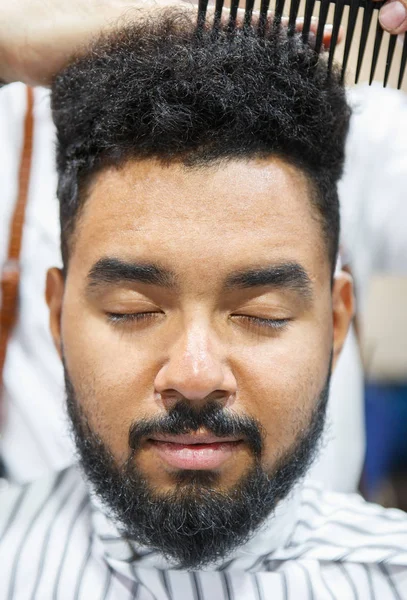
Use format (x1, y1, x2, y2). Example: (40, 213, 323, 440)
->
(197, 0, 406, 89)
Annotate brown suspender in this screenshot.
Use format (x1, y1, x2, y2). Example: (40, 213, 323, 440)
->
(0, 86, 35, 423)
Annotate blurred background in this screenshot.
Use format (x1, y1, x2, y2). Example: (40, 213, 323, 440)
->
(325, 0, 407, 510)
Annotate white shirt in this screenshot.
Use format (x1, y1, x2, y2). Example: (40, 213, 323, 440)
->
(338, 84, 407, 381)
(339, 84, 407, 311)
(0, 466, 406, 599)
(0, 84, 74, 481)
(0, 83, 364, 491)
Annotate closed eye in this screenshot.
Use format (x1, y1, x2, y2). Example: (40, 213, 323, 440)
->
(231, 315, 291, 331)
(106, 312, 161, 325)
(106, 312, 290, 331)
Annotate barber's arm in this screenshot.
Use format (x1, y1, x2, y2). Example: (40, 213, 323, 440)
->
(0, 0, 184, 87)
(0, 0, 345, 88)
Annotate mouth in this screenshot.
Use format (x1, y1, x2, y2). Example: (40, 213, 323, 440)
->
(147, 433, 244, 470)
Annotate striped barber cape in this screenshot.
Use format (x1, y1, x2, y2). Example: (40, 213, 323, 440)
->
(0, 466, 407, 599)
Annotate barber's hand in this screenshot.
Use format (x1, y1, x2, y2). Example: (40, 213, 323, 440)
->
(298, 19, 344, 50)
(0, 0, 342, 87)
(375, 0, 407, 35)
(0, 0, 183, 86)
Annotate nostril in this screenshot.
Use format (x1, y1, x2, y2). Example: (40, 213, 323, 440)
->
(154, 350, 237, 404)
(154, 389, 182, 406)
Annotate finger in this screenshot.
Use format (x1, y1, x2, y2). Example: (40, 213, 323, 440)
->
(293, 17, 344, 47)
(378, 0, 407, 34)
(322, 23, 345, 48)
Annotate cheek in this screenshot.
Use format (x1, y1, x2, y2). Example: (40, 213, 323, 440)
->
(61, 301, 157, 459)
(237, 321, 331, 467)
(61, 284, 333, 464)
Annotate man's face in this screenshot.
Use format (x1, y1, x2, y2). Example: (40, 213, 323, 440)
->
(47, 157, 353, 566)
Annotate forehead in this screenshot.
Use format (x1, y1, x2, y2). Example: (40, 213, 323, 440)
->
(72, 157, 328, 282)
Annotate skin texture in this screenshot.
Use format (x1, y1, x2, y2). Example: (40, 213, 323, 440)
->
(0, 0, 189, 85)
(46, 156, 353, 497)
(375, 0, 407, 35)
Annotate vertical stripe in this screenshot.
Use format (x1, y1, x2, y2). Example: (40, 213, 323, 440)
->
(336, 563, 357, 600)
(7, 471, 66, 600)
(53, 495, 89, 600)
(190, 572, 203, 600)
(0, 486, 28, 541)
(130, 580, 140, 600)
(134, 567, 171, 600)
(221, 572, 234, 600)
(30, 479, 77, 599)
(362, 564, 375, 600)
(281, 571, 288, 600)
(219, 570, 260, 600)
(1, 471, 407, 599)
(296, 562, 314, 600)
(318, 567, 336, 600)
(130, 564, 141, 599)
(160, 570, 172, 599)
(253, 574, 264, 600)
(73, 536, 93, 600)
(101, 565, 113, 600)
(379, 564, 403, 600)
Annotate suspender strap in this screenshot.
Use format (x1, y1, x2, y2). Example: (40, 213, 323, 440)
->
(0, 86, 35, 416)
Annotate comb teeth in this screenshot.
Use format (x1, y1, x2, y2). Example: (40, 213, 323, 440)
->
(288, 0, 301, 35)
(228, 0, 240, 27)
(214, 0, 225, 27)
(244, 0, 256, 27)
(399, 34, 407, 90)
(273, 0, 286, 26)
(302, 0, 316, 43)
(328, 0, 345, 72)
(369, 19, 384, 84)
(384, 33, 397, 87)
(341, 0, 360, 82)
(314, 0, 331, 54)
(259, 0, 271, 33)
(197, 0, 209, 27)
(355, 0, 374, 84)
(196, 0, 405, 90)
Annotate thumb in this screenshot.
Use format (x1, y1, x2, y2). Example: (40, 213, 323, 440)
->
(379, 0, 407, 34)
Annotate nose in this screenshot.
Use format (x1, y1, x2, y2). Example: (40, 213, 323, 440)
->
(154, 320, 237, 409)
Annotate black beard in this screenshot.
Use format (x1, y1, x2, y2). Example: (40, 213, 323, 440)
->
(64, 364, 330, 570)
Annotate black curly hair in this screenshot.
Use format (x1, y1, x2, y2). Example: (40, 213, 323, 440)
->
(52, 9, 351, 273)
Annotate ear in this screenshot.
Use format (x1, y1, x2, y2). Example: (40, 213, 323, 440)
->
(332, 271, 355, 371)
(46, 267, 65, 360)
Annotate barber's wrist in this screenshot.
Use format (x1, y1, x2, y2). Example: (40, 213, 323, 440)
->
(0, 9, 14, 84)
(0, 39, 16, 84)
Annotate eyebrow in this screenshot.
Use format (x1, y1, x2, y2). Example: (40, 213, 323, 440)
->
(224, 263, 313, 299)
(86, 258, 313, 301)
(86, 258, 176, 291)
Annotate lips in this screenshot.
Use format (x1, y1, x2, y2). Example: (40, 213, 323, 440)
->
(148, 432, 243, 470)
(150, 433, 241, 445)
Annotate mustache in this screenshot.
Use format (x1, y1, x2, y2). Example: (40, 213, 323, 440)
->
(128, 400, 264, 457)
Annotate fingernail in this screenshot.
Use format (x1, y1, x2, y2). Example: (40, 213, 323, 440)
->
(379, 1, 407, 31)
(397, 33, 406, 45)
(308, 31, 316, 49)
